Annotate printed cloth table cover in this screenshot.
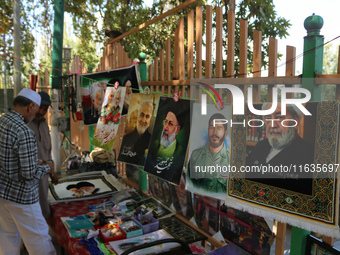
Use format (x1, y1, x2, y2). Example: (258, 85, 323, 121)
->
(51, 197, 108, 255)
(50, 197, 206, 255)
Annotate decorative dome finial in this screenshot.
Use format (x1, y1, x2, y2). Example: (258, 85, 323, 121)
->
(304, 14, 323, 36)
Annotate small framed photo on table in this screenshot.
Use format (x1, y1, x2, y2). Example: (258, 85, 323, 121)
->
(305, 235, 340, 255)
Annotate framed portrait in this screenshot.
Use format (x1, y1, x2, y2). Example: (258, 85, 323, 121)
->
(49, 176, 117, 202)
(186, 102, 232, 201)
(227, 101, 340, 236)
(117, 93, 160, 166)
(159, 179, 173, 207)
(220, 204, 273, 255)
(194, 194, 220, 236)
(305, 235, 340, 255)
(144, 97, 192, 185)
(148, 174, 166, 203)
(169, 171, 194, 219)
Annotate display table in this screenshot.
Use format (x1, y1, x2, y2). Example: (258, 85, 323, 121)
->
(50, 197, 109, 255)
(50, 197, 207, 255)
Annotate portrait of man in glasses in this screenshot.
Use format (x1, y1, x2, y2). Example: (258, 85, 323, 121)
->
(145, 97, 191, 185)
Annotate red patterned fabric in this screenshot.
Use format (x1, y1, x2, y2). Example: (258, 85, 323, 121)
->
(189, 243, 207, 254)
(50, 197, 109, 255)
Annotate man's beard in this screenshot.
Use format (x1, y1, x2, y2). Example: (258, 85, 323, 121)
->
(209, 135, 224, 148)
(267, 127, 295, 149)
(160, 127, 178, 148)
(137, 122, 148, 134)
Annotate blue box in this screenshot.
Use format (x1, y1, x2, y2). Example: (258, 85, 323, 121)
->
(133, 214, 159, 234)
(119, 220, 143, 238)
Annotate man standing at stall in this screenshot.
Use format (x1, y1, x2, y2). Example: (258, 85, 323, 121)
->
(0, 88, 56, 255)
(28, 91, 59, 226)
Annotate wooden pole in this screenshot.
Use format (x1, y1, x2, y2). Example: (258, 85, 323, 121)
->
(196, 6, 203, 78)
(205, 5, 212, 78)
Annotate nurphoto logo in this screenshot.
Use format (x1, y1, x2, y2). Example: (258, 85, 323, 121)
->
(200, 84, 312, 128)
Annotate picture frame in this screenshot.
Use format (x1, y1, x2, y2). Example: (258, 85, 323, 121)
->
(219, 204, 273, 255)
(49, 175, 117, 202)
(194, 194, 220, 235)
(227, 101, 340, 234)
(305, 235, 340, 255)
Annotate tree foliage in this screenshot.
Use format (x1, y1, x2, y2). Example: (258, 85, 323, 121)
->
(65, 0, 199, 62)
(321, 42, 338, 101)
(0, 0, 53, 87)
(0, 0, 291, 83)
(230, 0, 291, 76)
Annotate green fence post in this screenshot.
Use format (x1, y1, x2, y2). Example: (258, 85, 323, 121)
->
(138, 52, 147, 82)
(301, 13, 324, 101)
(290, 14, 324, 255)
(87, 65, 95, 152)
(51, 0, 65, 90)
(137, 52, 148, 194)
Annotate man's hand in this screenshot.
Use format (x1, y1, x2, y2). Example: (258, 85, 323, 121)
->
(38, 159, 59, 185)
(49, 172, 59, 185)
(46, 161, 59, 185)
(46, 161, 55, 173)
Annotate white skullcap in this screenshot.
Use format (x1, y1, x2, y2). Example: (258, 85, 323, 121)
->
(18, 88, 41, 106)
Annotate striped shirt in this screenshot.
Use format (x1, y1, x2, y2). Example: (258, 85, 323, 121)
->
(0, 110, 50, 204)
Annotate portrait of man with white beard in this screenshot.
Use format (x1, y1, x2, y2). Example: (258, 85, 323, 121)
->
(118, 100, 154, 166)
(145, 97, 192, 185)
(246, 102, 314, 195)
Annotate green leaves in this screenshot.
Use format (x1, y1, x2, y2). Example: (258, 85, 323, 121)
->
(234, 0, 291, 72)
(0, 0, 291, 85)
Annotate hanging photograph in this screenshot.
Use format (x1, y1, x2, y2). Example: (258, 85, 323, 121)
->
(81, 64, 141, 125)
(91, 87, 126, 152)
(227, 101, 340, 237)
(144, 97, 192, 185)
(117, 93, 160, 166)
(186, 103, 232, 201)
